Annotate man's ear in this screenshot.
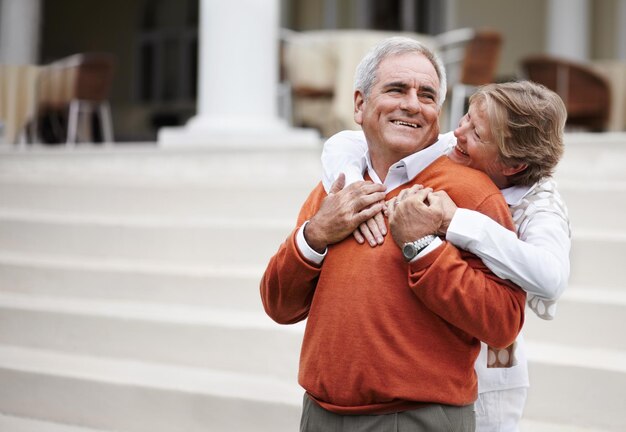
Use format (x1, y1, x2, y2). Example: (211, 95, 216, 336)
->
(354, 90, 365, 125)
(502, 162, 528, 177)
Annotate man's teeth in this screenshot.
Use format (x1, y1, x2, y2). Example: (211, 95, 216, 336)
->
(455, 145, 469, 156)
(393, 120, 418, 128)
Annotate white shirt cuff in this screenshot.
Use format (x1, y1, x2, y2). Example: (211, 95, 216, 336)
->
(446, 208, 485, 249)
(296, 221, 327, 265)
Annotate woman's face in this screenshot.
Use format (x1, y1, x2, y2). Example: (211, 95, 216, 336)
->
(448, 101, 510, 188)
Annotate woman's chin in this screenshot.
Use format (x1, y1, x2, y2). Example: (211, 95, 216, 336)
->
(447, 148, 471, 166)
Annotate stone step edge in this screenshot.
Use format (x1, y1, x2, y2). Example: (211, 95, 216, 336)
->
(525, 341, 626, 374)
(1, 290, 624, 373)
(0, 250, 266, 277)
(520, 418, 612, 432)
(0, 410, 612, 432)
(1, 252, 624, 305)
(0, 413, 109, 432)
(0, 344, 302, 405)
(0, 208, 293, 228)
(563, 286, 626, 306)
(3, 210, 623, 243)
(0, 291, 300, 334)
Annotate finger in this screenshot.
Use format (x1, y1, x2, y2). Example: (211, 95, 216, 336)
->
(353, 229, 365, 244)
(431, 190, 451, 200)
(386, 197, 397, 216)
(373, 211, 387, 236)
(354, 191, 388, 212)
(366, 217, 384, 245)
(404, 188, 431, 205)
(349, 180, 386, 193)
(359, 222, 377, 247)
(329, 173, 346, 195)
(356, 202, 385, 225)
(427, 192, 440, 205)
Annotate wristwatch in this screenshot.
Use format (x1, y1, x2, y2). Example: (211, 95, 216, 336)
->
(402, 234, 437, 261)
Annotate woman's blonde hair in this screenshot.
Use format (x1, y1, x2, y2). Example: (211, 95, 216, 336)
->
(470, 81, 567, 186)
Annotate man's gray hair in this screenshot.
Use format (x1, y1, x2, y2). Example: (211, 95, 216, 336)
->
(354, 37, 448, 108)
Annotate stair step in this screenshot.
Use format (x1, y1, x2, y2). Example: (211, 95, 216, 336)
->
(525, 342, 626, 432)
(520, 418, 612, 432)
(0, 182, 309, 220)
(0, 345, 302, 432)
(523, 287, 626, 351)
(0, 252, 265, 311)
(0, 414, 108, 432)
(0, 211, 293, 266)
(558, 184, 626, 232)
(0, 145, 321, 187)
(569, 231, 626, 288)
(1, 211, 622, 285)
(0, 292, 303, 380)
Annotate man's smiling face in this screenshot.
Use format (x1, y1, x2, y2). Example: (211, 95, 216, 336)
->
(354, 52, 441, 171)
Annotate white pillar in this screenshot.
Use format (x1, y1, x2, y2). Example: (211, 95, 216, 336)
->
(159, 0, 319, 147)
(618, 0, 626, 61)
(546, 0, 589, 61)
(0, 0, 41, 64)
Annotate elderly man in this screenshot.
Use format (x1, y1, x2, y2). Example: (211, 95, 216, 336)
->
(260, 37, 525, 432)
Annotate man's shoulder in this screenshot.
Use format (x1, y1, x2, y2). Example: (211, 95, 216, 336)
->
(296, 181, 328, 224)
(428, 157, 500, 192)
(414, 157, 506, 216)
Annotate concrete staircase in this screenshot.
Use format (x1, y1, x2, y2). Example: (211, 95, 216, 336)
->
(0, 134, 624, 431)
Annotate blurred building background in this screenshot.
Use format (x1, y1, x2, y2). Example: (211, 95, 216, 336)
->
(2, 0, 625, 142)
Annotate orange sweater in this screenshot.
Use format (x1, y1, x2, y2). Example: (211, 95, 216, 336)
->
(261, 156, 526, 415)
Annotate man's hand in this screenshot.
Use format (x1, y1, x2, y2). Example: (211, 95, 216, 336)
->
(353, 209, 387, 247)
(427, 190, 458, 236)
(305, 174, 387, 253)
(388, 186, 442, 249)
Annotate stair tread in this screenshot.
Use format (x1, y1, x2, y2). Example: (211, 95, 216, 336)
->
(526, 341, 626, 373)
(520, 418, 612, 432)
(0, 291, 301, 332)
(0, 208, 293, 228)
(0, 414, 108, 432)
(562, 286, 626, 305)
(0, 250, 266, 276)
(0, 344, 302, 404)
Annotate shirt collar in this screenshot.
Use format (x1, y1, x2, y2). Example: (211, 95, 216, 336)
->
(500, 184, 533, 205)
(365, 132, 453, 191)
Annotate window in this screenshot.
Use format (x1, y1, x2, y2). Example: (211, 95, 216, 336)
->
(135, 0, 198, 103)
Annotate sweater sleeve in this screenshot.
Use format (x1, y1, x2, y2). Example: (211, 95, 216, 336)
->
(408, 194, 526, 349)
(260, 184, 325, 324)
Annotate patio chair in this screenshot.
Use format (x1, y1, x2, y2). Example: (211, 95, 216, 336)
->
(521, 54, 611, 131)
(35, 52, 116, 144)
(435, 28, 503, 130)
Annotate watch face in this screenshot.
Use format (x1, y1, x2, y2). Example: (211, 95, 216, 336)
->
(402, 243, 417, 260)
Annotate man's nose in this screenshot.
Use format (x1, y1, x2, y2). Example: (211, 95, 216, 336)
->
(400, 91, 421, 113)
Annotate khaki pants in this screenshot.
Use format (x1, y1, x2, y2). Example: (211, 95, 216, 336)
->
(300, 394, 475, 432)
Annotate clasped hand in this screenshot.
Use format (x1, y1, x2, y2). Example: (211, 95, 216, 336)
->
(353, 185, 459, 249)
(304, 174, 387, 253)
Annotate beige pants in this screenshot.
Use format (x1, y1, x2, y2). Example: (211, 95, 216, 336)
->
(300, 394, 475, 432)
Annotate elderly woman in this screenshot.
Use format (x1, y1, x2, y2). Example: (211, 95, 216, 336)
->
(320, 80, 570, 432)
